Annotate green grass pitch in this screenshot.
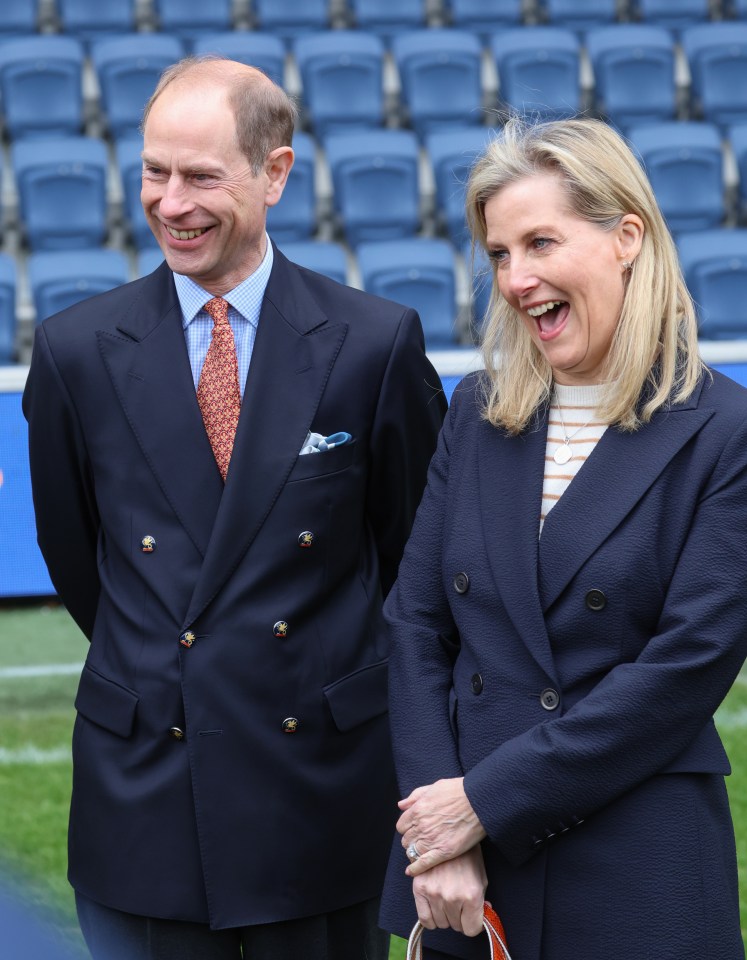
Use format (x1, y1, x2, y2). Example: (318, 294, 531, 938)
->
(1, 603, 745, 958)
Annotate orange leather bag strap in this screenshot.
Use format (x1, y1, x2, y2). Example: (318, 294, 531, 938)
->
(405, 902, 512, 960)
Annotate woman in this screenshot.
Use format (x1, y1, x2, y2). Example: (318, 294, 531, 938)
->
(379, 117, 747, 960)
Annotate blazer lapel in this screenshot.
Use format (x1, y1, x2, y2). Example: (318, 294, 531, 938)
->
(97, 264, 223, 558)
(182, 252, 348, 627)
(478, 411, 559, 682)
(538, 388, 713, 612)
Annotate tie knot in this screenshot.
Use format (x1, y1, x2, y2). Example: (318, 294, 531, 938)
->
(204, 297, 230, 327)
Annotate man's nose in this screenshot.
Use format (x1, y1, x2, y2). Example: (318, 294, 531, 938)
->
(155, 177, 195, 219)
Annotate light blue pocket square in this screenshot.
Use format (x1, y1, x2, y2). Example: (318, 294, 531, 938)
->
(299, 431, 353, 455)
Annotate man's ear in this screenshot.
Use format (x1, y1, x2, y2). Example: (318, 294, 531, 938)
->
(265, 147, 294, 207)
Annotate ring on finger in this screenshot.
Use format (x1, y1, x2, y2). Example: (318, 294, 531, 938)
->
(406, 841, 421, 862)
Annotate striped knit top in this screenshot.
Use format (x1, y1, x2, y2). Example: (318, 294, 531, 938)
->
(541, 383, 608, 534)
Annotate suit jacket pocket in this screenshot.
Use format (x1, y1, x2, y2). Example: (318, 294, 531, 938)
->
(75, 663, 139, 738)
(287, 439, 357, 482)
(323, 658, 388, 732)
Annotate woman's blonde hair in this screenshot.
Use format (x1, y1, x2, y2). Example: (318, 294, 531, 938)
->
(466, 116, 702, 433)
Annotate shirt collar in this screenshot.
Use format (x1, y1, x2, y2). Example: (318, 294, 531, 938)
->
(174, 236, 274, 327)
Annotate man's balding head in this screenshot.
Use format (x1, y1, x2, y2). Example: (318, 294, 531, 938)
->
(142, 56, 298, 175)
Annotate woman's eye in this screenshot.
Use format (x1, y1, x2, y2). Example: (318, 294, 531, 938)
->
(488, 249, 508, 263)
(533, 237, 552, 250)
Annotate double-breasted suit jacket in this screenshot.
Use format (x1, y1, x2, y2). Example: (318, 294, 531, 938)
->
(382, 370, 747, 960)
(23, 247, 447, 929)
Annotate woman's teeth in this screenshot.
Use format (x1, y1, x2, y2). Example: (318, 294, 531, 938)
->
(527, 300, 564, 317)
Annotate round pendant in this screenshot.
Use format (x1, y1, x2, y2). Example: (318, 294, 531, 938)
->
(553, 444, 572, 465)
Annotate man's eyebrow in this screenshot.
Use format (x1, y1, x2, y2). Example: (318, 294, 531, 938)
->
(140, 155, 225, 177)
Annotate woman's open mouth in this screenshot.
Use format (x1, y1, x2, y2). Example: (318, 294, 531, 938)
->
(527, 300, 570, 340)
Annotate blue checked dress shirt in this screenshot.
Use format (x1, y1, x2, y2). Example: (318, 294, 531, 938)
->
(174, 238, 274, 400)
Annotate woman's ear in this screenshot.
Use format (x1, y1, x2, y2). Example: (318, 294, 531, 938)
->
(617, 213, 644, 265)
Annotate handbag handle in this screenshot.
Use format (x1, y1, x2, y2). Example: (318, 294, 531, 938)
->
(405, 902, 512, 960)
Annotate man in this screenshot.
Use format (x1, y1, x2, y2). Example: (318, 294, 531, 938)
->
(23, 57, 446, 959)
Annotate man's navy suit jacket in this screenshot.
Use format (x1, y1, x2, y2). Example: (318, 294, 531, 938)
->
(23, 247, 447, 929)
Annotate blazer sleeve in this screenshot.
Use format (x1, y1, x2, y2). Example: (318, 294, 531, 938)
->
(23, 325, 100, 640)
(385, 389, 464, 794)
(366, 307, 447, 597)
(464, 413, 747, 866)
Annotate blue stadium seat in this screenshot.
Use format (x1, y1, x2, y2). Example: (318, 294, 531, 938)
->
(193, 32, 286, 86)
(294, 32, 384, 136)
(443, 0, 522, 39)
(137, 248, 165, 278)
(152, 0, 233, 48)
(491, 27, 581, 120)
(92, 34, 185, 140)
(252, 0, 329, 42)
(632, 0, 709, 34)
(348, 0, 427, 42)
(12, 137, 109, 251)
(57, 0, 136, 45)
(325, 129, 420, 246)
(678, 228, 747, 338)
(426, 126, 495, 244)
(541, 0, 617, 33)
(0, 255, 17, 364)
(393, 29, 484, 136)
(115, 136, 158, 251)
(683, 22, 747, 128)
(0, 36, 84, 140)
(728, 122, 747, 218)
(628, 122, 725, 234)
(357, 238, 459, 348)
(266, 132, 317, 242)
(587, 25, 676, 130)
(28, 249, 130, 322)
(279, 241, 349, 285)
(0, 0, 37, 36)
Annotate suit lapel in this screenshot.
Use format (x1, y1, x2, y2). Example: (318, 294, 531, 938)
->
(182, 252, 348, 627)
(478, 410, 559, 682)
(97, 264, 223, 558)
(538, 387, 713, 611)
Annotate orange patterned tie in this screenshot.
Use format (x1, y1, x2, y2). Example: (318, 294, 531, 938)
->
(197, 297, 241, 482)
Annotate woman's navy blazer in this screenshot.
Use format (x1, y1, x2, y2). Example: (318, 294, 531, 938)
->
(382, 369, 747, 960)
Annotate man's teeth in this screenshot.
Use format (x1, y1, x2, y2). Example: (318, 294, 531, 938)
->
(167, 226, 207, 240)
(527, 300, 563, 317)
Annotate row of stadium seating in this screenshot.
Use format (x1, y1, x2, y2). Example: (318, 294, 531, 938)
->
(3, 5, 747, 364)
(2, 120, 747, 257)
(2, 23, 747, 143)
(3, 0, 747, 43)
(2, 225, 747, 366)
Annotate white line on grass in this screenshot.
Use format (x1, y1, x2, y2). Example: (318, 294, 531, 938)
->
(0, 746, 71, 765)
(0, 663, 83, 679)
